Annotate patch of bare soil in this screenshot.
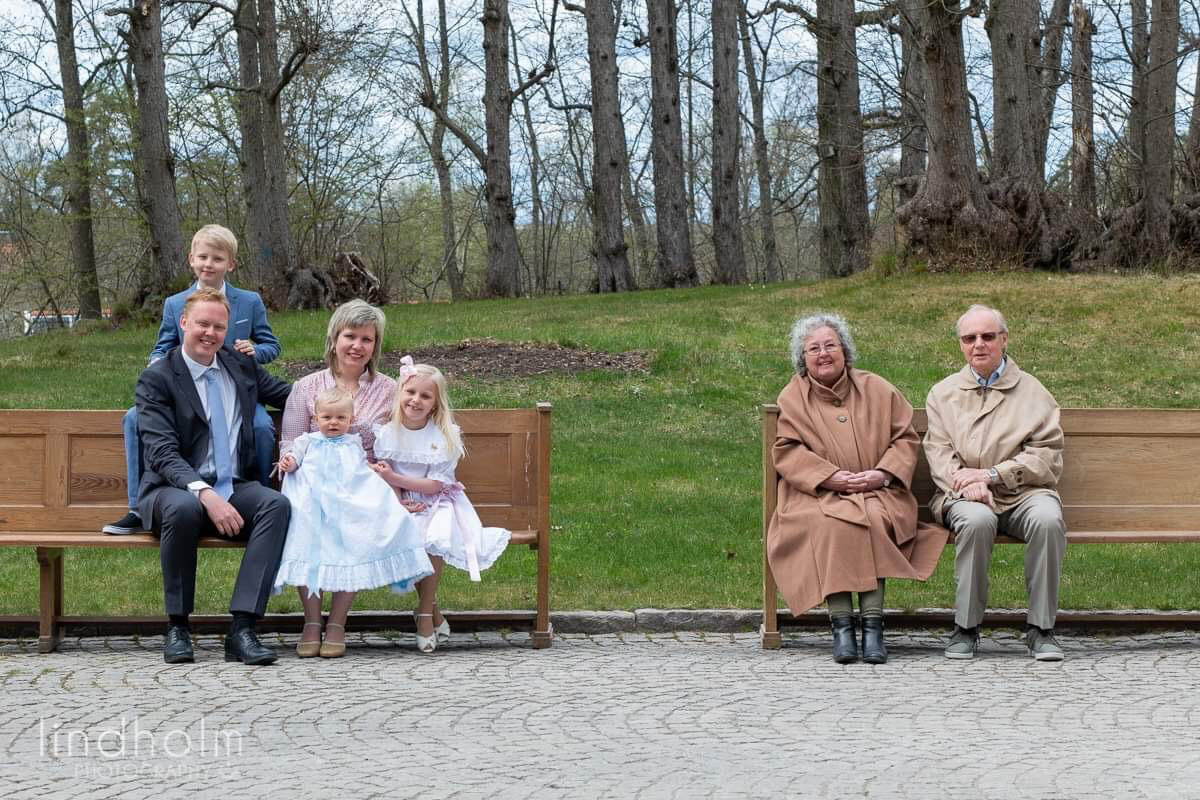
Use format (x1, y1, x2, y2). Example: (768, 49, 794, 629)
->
(279, 338, 651, 382)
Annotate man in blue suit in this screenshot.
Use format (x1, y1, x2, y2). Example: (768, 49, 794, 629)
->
(136, 288, 291, 664)
(105, 224, 282, 534)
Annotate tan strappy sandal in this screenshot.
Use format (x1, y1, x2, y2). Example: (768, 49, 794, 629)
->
(319, 621, 346, 658)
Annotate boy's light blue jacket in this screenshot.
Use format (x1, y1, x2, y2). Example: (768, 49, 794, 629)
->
(148, 282, 281, 365)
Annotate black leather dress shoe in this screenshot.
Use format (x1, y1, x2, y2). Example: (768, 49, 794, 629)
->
(224, 628, 277, 665)
(163, 625, 194, 664)
(861, 616, 888, 664)
(831, 615, 858, 664)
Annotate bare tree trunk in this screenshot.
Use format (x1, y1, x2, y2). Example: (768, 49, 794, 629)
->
(415, 0, 550, 298)
(1143, 0, 1179, 254)
(583, 0, 635, 292)
(898, 0, 926, 207)
(1184, 36, 1200, 195)
(1070, 0, 1097, 221)
(646, 0, 698, 287)
(1034, 0, 1070, 183)
(430, 119, 465, 299)
(235, 0, 271, 290)
(256, 0, 295, 303)
(416, 0, 465, 300)
(123, 0, 185, 304)
(738, 1, 780, 282)
(512, 27, 548, 294)
(986, 0, 1039, 179)
(480, 0, 522, 297)
(685, 0, 696, 226)
(985, 0, 1053, 263)
(52, 0, 102, 319)
(897, 0, 1015, 263)
(622, 160, 655, 283)
(815, 0, 869, 278)
(710, 0, 747, 284)
(1129, 0, 1149, 203)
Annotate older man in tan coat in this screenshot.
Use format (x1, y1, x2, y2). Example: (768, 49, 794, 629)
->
(924, 305, 1066, 661)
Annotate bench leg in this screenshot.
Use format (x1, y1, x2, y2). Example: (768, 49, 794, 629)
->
(36, 547, 64, 653)
(761, 540, 781, 651)
(531, 529, 552, 649)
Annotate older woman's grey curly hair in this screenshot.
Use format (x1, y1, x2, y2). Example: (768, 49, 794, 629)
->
(788, 312, 858, 376)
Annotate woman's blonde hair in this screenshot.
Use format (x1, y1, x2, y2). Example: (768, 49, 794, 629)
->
(324, 299, 386, 378)
(391, 363, 465, 460)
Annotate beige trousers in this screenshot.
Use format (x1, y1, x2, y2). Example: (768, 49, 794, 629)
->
(943, 493, 1066, 630)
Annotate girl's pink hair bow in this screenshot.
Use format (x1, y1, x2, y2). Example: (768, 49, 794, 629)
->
(398, 354, 418, 383)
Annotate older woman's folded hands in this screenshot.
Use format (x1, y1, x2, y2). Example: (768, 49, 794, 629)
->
(846, 470, 889, 492)
(820, 469, 890, 494)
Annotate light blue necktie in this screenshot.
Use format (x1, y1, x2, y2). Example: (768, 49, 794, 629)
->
(203, 368, 235, 500)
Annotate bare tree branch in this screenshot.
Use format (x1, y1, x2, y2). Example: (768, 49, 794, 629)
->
(854, 1, 901, 27)
(967, 90, 992, 171)
(203, 79, 260, 93)
(754, 1, 817, 28)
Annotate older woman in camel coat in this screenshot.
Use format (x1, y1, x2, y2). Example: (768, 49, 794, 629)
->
(766, 313, 947, 664)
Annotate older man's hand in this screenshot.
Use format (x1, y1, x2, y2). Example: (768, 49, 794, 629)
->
(952, 467, 993, 491)
(960, 481, 995, 509)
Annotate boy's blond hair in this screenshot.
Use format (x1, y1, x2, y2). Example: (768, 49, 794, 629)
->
(314, 386, 354, 415)
(191, 224, 238, 260)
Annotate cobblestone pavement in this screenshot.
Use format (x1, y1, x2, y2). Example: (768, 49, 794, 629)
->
(2, 627, 1198, 799)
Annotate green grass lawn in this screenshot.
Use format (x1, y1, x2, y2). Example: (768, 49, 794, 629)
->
(1, 272, 1199, 616)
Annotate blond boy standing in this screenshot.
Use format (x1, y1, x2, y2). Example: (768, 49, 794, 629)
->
(104, 225, 281, 534)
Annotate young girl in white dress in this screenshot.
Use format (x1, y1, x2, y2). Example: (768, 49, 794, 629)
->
(274, 386, 433, 658)
(370, 357, 510, 653)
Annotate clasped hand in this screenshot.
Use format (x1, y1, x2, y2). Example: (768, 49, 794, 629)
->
(820, 469, 889, 494)
(951, 467, 992, 491)
(959, 481, 995, 508)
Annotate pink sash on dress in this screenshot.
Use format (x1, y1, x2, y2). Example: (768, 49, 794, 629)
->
(425, 482, 483, 581)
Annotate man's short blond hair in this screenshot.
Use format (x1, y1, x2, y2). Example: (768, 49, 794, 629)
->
(182, 287, 230, 317)
(191, 224, 238, 260)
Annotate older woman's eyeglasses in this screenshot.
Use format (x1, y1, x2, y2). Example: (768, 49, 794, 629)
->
(959, 332, 1000, 344)
(804, 342, 842, 356)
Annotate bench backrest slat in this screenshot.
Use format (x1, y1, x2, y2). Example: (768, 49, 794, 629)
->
(769, 406, 1200, 532)
(0, 408, 547, 534)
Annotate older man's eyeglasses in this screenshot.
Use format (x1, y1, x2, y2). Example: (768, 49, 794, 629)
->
(960, 332, 1001, 344)
(804, 343, 842, 356)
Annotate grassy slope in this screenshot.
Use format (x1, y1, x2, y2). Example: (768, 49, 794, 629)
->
(1, 272, 1198, 615)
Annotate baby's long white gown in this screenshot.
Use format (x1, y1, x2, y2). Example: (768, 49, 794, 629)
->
(274, 432, 433, 596)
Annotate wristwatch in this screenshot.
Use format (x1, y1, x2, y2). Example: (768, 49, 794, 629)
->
(986, 468, 999, 484)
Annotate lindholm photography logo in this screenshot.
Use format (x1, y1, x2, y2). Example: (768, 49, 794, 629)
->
(40, 715, 244, 779)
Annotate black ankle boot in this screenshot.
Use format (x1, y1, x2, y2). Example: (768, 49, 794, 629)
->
(861, 616, 887, 664)
(831, 615, 858, 664)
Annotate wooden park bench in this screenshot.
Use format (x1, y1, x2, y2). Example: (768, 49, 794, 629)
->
(761, 406, 1200, 648)
(0, 405, 552, 653)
